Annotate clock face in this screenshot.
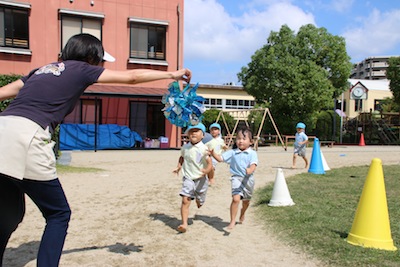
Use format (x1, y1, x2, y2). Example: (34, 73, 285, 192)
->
(353, 87, 364, 97)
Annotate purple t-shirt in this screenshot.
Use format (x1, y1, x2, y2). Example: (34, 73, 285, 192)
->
(1, 60, 104, 131)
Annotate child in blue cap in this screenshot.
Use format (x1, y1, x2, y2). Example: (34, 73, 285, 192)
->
(205, 122, 226, 185)
(173, 123, 212, 233)
(292, 122, 309, 169)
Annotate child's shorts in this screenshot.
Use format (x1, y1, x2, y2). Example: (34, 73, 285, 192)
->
(211, 158, 218, 168)
(231, 175, 254, 200)
(179, 176, 208, 206)
(294, 146, 306, 157)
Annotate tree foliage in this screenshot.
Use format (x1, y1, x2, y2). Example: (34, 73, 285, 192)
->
(314, 110, 341, 141)
(380, 97, 400, 113)
(387, 56, 400, 104)
(238, 24, 352, 133)
(0, 74, 22, 112)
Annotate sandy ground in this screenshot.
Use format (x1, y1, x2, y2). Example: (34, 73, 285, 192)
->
(4, 145, 400, 267)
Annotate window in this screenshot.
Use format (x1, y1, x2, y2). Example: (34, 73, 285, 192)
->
(81, 99, 102, 124)
(59, 9, 104, 50)
(204, 98, 223, 109)
(63, 98, 102, 124)
(354, 99, 363, 112)
(0, 6, 29, 49)
(374, 99, 383, 111)
(129, 101, 165, 139)
(129, 18, 167, 61)
(335, 99, 346, 112)
(225, 99, 255, 109)
(204, 98, 254, 110)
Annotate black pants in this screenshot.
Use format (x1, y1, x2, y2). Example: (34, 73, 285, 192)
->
(0, 174, 71, 267)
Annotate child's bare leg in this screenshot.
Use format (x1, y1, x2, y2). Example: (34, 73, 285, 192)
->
(239, 200, 250, 224)
(208, 168, 215, 185)
(196, 199, 202, 209)
(178, 196, 191, 233)
(227, 195, 241, 229)
(303, 156, 309, 169)
(292, 154, 297, 168)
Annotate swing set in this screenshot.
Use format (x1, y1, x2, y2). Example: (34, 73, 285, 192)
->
(215, 108, 286, 150)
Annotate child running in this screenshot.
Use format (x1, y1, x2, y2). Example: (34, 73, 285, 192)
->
(211, 127, 258, 230)
(292, 122, 309, 169)
(173, 123, 212, 233)
(205, 122, 226, 185)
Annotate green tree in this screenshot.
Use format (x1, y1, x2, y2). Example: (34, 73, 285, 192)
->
(315, 110, 341, 140)
(238, 24, 352, 134)
(387, 56, 400, 103)
(0, 74, 22, 111)
(247, 103, 274, 135)
(380, 97, 400, 113)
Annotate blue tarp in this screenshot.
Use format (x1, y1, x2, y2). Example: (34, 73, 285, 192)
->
(59, 124, 142, 150)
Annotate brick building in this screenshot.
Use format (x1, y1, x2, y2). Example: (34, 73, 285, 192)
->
(0, 0, 185, 148)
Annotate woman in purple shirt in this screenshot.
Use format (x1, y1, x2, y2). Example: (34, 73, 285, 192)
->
(0, 33, 191, 267)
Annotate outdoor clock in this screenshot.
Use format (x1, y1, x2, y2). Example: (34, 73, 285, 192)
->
(352, 87, 365, 98)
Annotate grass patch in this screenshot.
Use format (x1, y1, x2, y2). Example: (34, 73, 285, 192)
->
(255, 165, 400, 267)
(56, 164, 104, 174)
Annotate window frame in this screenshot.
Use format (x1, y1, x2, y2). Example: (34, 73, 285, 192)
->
(374, 99, 383, 111)
(128, 17, 168, 66)
(0, 1, 31, 55)
(59, 10, 104, 53)
(204, 98, 255, 110)
(354, 99, 363, 112)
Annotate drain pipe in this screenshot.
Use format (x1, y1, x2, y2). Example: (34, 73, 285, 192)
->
(177, 3, 181, 71)
(176, 3, 181, 148)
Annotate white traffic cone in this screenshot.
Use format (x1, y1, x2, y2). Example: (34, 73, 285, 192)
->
(321, 150, 330, 171)
(268, 168, 295, 207)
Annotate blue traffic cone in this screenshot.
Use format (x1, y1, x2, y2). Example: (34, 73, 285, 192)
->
(308, 138, 325, 174)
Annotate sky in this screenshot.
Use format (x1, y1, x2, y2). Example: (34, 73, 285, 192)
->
(183, 0, 400, 85)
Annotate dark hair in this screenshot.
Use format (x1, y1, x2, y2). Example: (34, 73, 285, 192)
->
(237, 127, 253, 141)
(61, 33, 104, 65)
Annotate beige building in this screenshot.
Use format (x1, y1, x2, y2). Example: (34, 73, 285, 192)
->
(196, 83, 255, 110)
(341, 79, 392, 119)
(195, 79, 393, 121)
(195, 83, 256, 120)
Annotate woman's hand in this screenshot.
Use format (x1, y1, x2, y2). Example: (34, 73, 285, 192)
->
(172, 68, 192, 83)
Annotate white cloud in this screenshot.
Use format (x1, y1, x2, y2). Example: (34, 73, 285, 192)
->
(343, 8, 400, 62)
(184, 0, 316, 63)
(330, 0, 355, 13)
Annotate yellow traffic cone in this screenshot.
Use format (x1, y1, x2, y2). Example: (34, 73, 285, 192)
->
(347, 158, 397, 251)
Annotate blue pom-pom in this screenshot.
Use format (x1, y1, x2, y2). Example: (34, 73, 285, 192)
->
(162, 82, 205, 127)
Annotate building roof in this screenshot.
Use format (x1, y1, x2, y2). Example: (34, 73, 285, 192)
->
(348, 79, 390, 91)
(83, 84, 168, 98)
(83, 83, 248, 99)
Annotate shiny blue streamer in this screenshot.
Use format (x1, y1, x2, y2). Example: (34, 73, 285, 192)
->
(162, 82, 205, 127)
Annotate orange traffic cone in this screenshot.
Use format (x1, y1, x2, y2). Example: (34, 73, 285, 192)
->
(359, 133, 366, 146)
